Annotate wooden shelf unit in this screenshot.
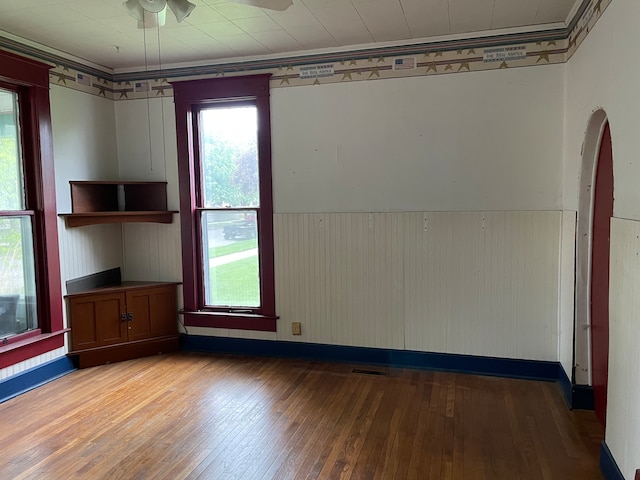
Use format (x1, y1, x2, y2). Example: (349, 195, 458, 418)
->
(60, 181, 177, 227)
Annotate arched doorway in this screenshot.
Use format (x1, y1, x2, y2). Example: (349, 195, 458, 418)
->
(574, 110, 613, 426)
(590, 122, 613, 425)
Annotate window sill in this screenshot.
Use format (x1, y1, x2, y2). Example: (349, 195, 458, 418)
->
(0, 329, 68, 369)
(182, 310, 278, 332)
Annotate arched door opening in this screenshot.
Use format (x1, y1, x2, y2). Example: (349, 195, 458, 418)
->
(574, 110, 613, 427)
(590, 122, 613, 426)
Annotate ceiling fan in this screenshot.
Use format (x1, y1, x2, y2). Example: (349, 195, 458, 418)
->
(124, 0, 293, 28)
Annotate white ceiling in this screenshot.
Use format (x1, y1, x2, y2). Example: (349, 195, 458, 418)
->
(0, 0, 580, 72)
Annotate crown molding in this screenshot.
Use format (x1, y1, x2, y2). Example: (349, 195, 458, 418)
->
(0, 0, 609, 94)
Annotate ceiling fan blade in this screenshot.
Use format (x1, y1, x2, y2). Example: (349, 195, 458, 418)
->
(167, 0, 195, 22)
(227, 0, 293, 12)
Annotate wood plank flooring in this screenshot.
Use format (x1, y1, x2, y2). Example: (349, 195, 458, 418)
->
(0, 353, 603, 479)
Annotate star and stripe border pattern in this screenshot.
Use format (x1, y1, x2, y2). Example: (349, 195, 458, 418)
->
(36, 0, 612, 101)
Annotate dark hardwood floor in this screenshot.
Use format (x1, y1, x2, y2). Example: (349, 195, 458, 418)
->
(0, 353, 603, 479)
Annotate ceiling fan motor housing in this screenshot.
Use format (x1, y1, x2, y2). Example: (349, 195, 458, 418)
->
(138, 0, 167, 13)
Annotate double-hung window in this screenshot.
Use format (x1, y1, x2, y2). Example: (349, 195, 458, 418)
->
(172, 75, 277, 331)
(0, 88, 38, 338)
(0, 50, 64, 368)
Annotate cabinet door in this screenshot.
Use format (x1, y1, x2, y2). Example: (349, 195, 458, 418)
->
(126, 285, 177, 342)
(148, 285, 178, 337)
(69, 293, 127, 351)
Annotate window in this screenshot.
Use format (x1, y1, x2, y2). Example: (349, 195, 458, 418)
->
(172, 75, 277, 331)
(0, 50, 64, 369)
(0, 88, 38, 338)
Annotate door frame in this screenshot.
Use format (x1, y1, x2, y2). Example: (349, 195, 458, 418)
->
(574, 109, 609, 387)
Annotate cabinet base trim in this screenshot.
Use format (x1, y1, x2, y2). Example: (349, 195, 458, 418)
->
(69, 335, 179, 368)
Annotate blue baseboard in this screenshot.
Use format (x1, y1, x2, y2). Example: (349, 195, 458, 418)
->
(558, 365, 573, 407)
(0, 356, 76, 404)
(180, 335, 562, 382)
(600, 441, 624, 480)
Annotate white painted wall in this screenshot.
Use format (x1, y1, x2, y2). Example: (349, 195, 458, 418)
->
(115, 97, 178, 191)
(4, 58, 571, 383)
(50, 85, 119, 213)
(565, 0, 640, 476)
(609, 218, 640, 480)
(565, 1, 640, 218)
(269, 68, 566, 360)
(114, 97, 182, 284)
(271, 66, 565, 213)
(51, 85, 123, 296)
(52, 86, 124, 340)
(559, 211, 577, 377)
(109, 66, 568, 362)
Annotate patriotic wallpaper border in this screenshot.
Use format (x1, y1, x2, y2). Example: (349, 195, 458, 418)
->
(0, 0, 613, 101)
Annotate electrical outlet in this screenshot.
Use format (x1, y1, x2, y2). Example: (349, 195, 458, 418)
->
(291, 322, 302, 335)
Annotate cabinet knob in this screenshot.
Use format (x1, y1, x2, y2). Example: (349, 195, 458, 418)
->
(127, 312, 134, 321)
(121, 313, 127, 321)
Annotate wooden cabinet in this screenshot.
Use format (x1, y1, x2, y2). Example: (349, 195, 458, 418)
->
(66, 282, 180, 368)
(70, 291, 128, 351)
(60, 181, 177, 228)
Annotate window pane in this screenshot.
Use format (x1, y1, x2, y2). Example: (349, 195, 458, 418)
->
(0, 216, 38, 337)
(199, 106, 259, 208)
(0, 88, 25, 210)
(201, 210, 260, 308)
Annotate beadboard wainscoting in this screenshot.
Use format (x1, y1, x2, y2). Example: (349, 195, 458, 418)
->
(274, 210, 563, 362)
(121, 222, 183, 282)
(57, 220, 123, 288)
(0, 347, 67, 383)
(606, 217, 640, 480)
